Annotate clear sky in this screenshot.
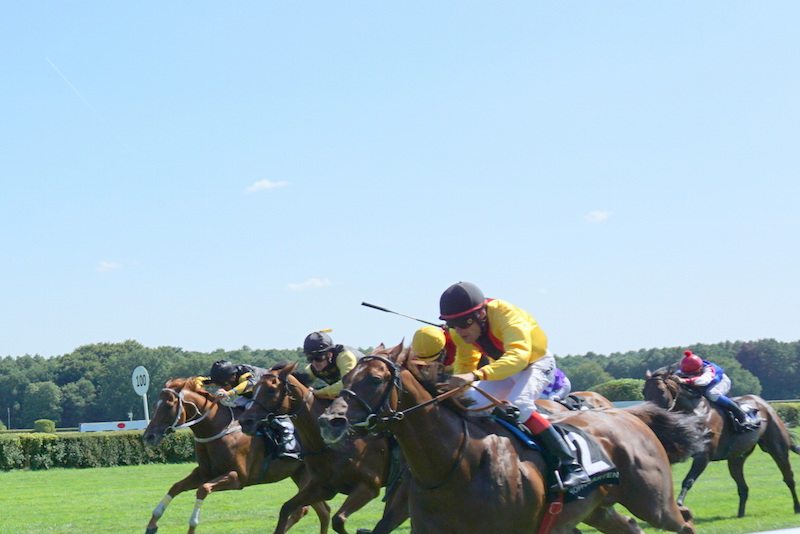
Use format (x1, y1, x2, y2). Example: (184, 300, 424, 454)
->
(1, 2, 798, 359)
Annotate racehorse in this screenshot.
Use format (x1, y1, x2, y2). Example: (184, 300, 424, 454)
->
(319, 343, 700, 534)
(644, 367, 800, 517)
(238, 363, 409, 534)
(142, 377, 330, 534)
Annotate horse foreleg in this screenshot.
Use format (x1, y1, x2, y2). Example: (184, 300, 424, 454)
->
(727, 455, 750, 518)
(289, 470, 331, 534)
(276, 485, 335, 534)
(677, 454, 709, 506)
(146, 467, 205, 534)
(331, 485, 379, 534)
(359, 474, 410, 534)
(186, 470, 243, 534)
(580, 506, 644, 534)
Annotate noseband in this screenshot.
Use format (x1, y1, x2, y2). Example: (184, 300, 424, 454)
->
(339, 355, 404, 432)
(161, 388, 210, 433)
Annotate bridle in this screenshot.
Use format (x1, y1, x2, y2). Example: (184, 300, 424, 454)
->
(160, 387, 239, 443)
(339, 354, 472, 490)
(646, 373, 686, 412)
(249, 371, 309, 423)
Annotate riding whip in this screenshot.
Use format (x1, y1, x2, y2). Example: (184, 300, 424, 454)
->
(360, 302, 441, 327)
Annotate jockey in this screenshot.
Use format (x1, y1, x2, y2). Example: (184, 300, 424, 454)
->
(676, 350, 753, 428)
(303, 331, 363, 399)
(201, 360, 298, 458)
(540, 368, 572, 402)
(410, 325, 456, 372)
(440, 281, 590, 492)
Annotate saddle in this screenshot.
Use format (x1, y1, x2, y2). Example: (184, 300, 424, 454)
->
(491, 408, 619, 501)
(555, 394, 592, 411)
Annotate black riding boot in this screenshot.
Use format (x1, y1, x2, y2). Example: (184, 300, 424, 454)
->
(716, 396, 750, 428)
(536, 425, 591, 492)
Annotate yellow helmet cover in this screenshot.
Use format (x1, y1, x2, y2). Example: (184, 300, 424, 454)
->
(412, 326, 446, 360)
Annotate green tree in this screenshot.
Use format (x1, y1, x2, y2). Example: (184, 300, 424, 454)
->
(566, 361, 613, 391)
(591, 379, 645, 401)
(736, 339, 798, 399)
(20, 381, 62, 427)
(60, 379, 97, 427)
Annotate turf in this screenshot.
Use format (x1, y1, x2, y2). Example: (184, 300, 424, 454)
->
(2, 449, 799, 533)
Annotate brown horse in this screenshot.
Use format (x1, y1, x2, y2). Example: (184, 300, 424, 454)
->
(644, 367, 800, 517)
(238, 363, 409, 534)
(319, 343, 700, 534)
(142, 377, 330, 534)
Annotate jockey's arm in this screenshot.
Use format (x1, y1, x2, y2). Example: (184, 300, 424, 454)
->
(228, 372, 255, 397)
(682, 366, 715, 387)
(473, 309, 547, 381)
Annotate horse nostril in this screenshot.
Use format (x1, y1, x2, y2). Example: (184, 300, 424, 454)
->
(329, 417, 346, 428)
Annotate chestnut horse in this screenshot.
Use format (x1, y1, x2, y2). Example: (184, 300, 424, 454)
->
(644, 367, 800, 517)
(238, 363, 409, 534)
(142, 377, 330, 534)
(320, 344, 700, 534)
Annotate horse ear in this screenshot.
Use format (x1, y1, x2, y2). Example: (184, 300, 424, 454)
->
(645, 370, 652, 379)
(279, 362, 297, 378)
(394, 339, 409, 367)
(387, 340, 404, 361)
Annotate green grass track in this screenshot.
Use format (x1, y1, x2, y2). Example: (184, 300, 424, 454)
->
(2, 450, 799, 533)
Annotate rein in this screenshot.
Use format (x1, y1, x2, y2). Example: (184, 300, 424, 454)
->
(342, 354, 472, 490)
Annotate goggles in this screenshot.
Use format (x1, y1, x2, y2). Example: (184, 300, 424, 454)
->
(306, 352, 328, 362)
(446, 315, 476, 329)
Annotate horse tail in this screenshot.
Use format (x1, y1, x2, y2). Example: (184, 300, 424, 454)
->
(624, 402, 706, 463)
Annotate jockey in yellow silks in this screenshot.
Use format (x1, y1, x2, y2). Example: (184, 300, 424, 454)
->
(440, 281, 590, 492)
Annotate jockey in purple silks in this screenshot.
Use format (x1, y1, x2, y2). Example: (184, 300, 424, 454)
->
(540, 368, 572, 401)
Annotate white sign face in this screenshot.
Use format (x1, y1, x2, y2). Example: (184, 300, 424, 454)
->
(132, 366, 150, 396)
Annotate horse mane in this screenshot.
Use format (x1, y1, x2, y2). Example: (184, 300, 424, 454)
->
(164, 376, 216, 401)
(270, 360, 314, 387)
(624, 402, 708, 462)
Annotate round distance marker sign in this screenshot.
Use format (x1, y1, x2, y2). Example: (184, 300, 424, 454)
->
(132, 366, 150, 396)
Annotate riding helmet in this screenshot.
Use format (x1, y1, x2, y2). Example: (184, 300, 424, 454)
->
(303, 331, 334, 355)
(680, 351, 704, 374)
(209, 360, 237, 384)
(412, 326, 446, 360)
(439, 281, 486, 320)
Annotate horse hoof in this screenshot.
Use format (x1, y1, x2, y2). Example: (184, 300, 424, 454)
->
(356, 530, 372, 534)
(145, 528, 158, 534)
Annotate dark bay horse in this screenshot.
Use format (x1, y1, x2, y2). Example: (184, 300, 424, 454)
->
(238, 363, 408, 534)
(644, 367, 800, 517)
(320, 343, 700, 534)
(142, 377, 330, 534)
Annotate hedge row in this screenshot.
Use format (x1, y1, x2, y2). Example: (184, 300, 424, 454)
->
(773, 402, 800, 428)
(0, 430, 194, 471)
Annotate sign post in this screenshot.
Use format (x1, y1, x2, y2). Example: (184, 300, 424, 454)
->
(131, 365, 150, 422)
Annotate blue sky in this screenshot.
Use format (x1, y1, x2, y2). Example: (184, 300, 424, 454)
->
(1, 2, 798, 359)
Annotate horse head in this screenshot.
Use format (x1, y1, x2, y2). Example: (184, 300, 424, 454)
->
(239, 362, 300, 436)
(143, 377, 214, 446)
(643, 367, 701, 413)
(319, 342, 406, 446)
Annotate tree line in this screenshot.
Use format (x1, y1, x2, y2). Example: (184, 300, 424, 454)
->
(0, 338, 797, 429)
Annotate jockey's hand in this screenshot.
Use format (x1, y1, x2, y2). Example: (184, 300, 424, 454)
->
(448, 372, 476, 389)
(213, 389, 229, 399)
